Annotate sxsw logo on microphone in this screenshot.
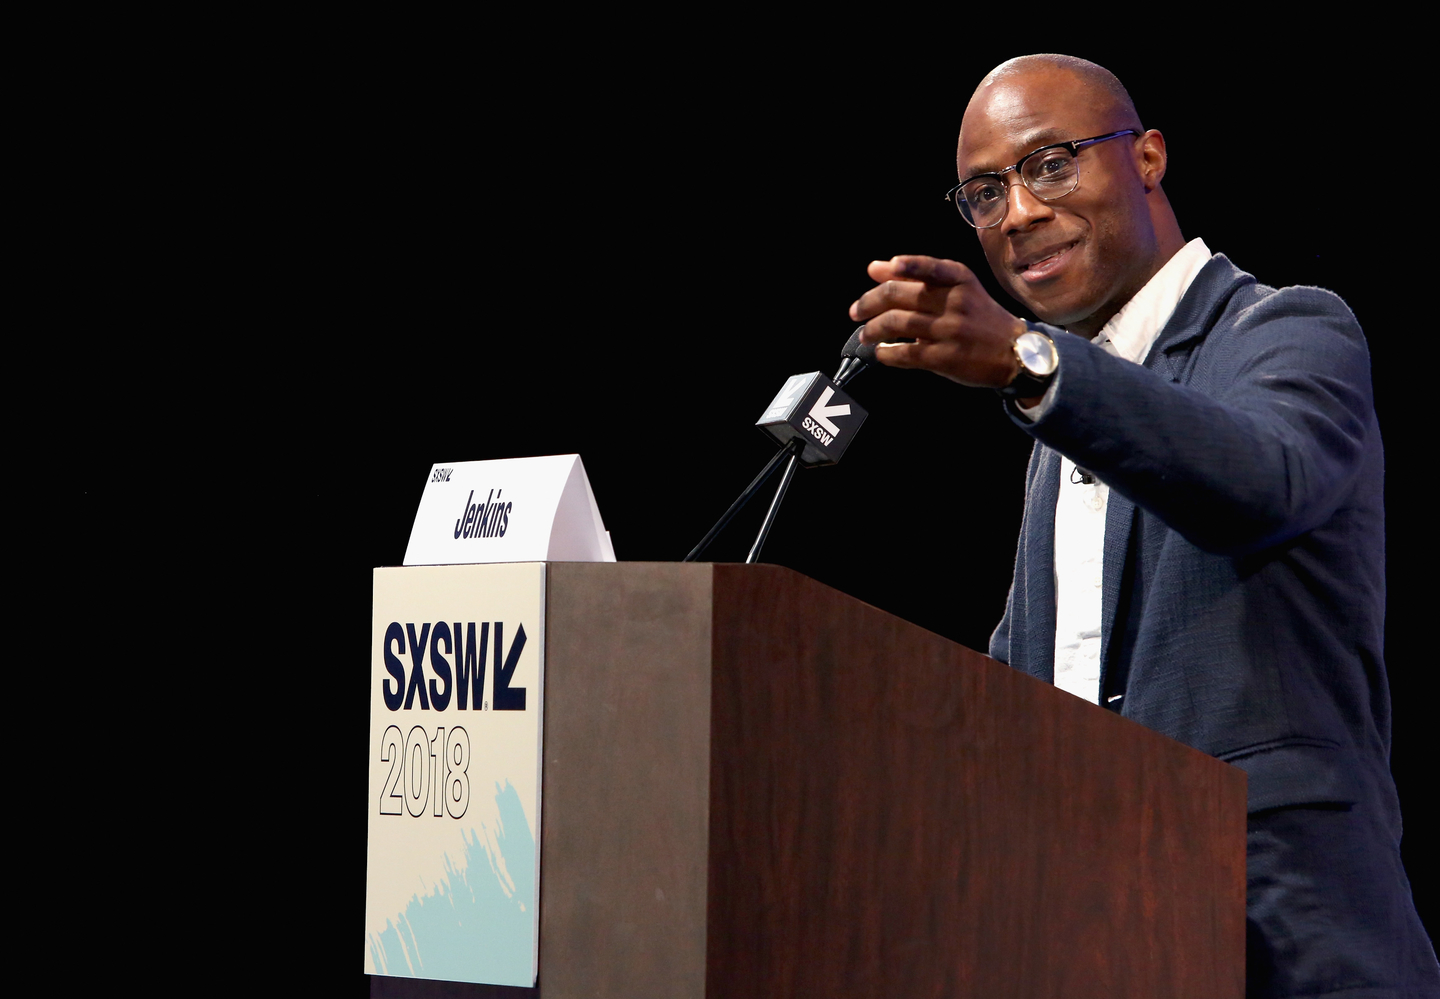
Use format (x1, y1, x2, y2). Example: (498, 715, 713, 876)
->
(756, 372, 868, 466)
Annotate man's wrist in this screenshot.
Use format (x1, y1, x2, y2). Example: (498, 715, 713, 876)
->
(998, 322, 1059, 400)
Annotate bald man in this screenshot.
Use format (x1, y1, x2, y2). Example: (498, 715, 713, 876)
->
(851, 55, 1438, 997)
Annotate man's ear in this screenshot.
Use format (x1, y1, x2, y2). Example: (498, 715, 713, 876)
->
(1137, 129, 1168, 192)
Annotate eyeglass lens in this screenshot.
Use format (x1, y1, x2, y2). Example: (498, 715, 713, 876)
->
(959, 147, 1080, 228)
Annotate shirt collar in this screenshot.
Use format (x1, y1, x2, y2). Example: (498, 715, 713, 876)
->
(1096, 237, 1212, 363)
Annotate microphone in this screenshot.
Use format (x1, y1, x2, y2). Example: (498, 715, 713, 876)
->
(684, 325, 878, 563)
(833, 325, 876, 387)
(757, 349, 869, 467)
(833, 324, 917, 387)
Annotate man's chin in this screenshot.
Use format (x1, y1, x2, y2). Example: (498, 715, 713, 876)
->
(1010, 290, 1089, 329)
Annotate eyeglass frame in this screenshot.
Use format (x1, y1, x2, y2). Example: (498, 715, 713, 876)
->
(945, 129, 1140, 229)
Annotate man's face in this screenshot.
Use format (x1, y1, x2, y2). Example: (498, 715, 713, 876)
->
(957, 68, 1161, 331)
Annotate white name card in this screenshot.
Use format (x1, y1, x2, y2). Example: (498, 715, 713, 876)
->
(403, 454, 616, 566)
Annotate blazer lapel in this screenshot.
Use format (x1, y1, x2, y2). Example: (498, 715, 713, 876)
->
(1021, 442, 1061, 683)
(1100, 490, 1136, 704)
(1147, 253, 1250, 367)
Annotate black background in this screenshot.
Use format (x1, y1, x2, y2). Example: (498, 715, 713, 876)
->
(124, 30, 1428, 987)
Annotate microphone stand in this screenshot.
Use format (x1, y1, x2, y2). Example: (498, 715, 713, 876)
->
(745, 440, 801, 564)
(683, 437, 802, 563)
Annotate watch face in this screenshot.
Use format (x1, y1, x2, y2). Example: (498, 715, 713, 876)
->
(1016, 332, 1058, 376)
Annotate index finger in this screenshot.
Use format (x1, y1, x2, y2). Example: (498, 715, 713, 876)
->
(868, 255, 974, 286)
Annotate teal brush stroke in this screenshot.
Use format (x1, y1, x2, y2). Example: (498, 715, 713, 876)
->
(369, 780, 536, 987)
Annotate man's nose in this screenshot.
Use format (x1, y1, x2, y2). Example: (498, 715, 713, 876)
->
(1003, 179, 1055, 234)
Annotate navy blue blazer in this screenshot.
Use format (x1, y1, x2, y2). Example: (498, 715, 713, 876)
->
(989, 254, 1395, 821)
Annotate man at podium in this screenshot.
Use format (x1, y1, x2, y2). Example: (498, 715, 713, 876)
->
(849, 54, 1437, 998)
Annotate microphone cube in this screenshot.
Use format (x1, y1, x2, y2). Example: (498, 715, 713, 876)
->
(756, 372, 868, 467)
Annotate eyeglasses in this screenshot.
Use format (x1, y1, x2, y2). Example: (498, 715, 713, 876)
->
(945, 129, 1139, 229)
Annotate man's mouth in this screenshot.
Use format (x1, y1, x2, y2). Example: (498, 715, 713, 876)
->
(1015, 240, 1079, 283)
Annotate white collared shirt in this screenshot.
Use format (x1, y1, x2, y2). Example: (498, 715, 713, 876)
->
(1049, 237, 1212, 704)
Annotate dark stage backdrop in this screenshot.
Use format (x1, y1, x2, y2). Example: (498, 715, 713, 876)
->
(219, 38, 1428, 988)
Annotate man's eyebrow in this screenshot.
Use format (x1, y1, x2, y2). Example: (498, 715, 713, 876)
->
(959, 128, 1075, 183)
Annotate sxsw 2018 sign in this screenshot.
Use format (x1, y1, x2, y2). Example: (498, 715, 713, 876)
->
(366, 564, 545, 989)
(375, 620, 528, 820)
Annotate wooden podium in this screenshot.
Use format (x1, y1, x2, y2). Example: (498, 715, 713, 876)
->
(370, 562, 1245, 999)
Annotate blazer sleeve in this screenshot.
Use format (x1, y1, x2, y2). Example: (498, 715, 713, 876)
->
(1015, 285, 1374, 557)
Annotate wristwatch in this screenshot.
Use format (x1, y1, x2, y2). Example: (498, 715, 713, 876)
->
(998, 326, 1059, 400)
